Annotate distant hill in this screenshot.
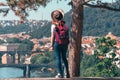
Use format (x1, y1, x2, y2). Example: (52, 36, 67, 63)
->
(0, 6, 120, 39)
(83, 7, 120, 36)
(64, 7, 120, 37)
(0, 20, 51, 39)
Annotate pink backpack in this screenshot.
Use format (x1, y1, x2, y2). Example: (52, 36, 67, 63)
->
(55, 24, 69, 44)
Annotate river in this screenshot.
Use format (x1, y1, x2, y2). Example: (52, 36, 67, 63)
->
(0, 67, 55, 78)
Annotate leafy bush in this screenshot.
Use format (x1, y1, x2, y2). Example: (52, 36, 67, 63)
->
(31, 51, 55, 65)
(80, 37, 120, 77)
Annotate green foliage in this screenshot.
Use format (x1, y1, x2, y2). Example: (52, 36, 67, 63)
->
(7, 38, 21, 43)
(31, 54, 50, 64)
(17, 39, 34, 51)
(80, 53, 97, 76)
(0, 24, 30, 34)
(94, 37, 117, 56)
(29, 22, 51, 38)
(81, 37, 120, 77)
(0, 39, 5, 44)
(31, 51, 55, 64)
(81, 67, 97, 77)
(93, 36, 120, 76)
(83, 7, 120, 36)
(5, 38, 34, 52)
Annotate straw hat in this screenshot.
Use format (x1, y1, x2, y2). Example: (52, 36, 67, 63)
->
(51, 9, 64, 22)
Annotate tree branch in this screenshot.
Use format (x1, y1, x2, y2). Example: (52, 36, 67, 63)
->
(83, 3, 120, 12)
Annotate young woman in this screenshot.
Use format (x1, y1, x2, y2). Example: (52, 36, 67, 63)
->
(50, 9, 70, 78)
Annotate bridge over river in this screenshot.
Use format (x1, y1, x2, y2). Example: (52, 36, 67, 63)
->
(0, 64, 120, 80)
(0, 64, 56, 78)
(0, 50, 58, 78)
(0, 51, 120, 79)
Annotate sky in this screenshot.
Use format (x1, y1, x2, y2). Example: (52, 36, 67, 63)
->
(0, 0, 115, 21)
(0, 0, 71, 21)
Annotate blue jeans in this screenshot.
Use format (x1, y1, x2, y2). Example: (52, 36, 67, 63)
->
(54, 41, 69, 77)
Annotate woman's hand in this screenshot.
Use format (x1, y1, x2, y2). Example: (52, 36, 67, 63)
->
(49, 46, 54, 51)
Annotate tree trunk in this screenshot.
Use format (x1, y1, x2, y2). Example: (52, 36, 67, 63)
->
(68, 0, 83, 77)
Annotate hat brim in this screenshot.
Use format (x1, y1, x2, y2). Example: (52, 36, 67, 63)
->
(51, 9, 64, 22)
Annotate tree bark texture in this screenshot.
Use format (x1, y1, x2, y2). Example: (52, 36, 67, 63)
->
(68, 0, 83, 77)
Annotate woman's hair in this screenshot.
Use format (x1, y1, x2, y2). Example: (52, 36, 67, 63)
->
(59, 20, 65, 26)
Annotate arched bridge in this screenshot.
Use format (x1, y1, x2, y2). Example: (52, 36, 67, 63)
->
(0, 51, 30, 64)
(0, 64, 56, 78)
(0, 50, 48, 64)
(0, 50, 56, 78)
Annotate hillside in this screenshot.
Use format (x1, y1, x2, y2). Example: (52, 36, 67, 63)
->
(22, 8, 120, 38)
(0, 7, 120, 38)
(83, 7, 120, 36)
(64, 7, 120, 37)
